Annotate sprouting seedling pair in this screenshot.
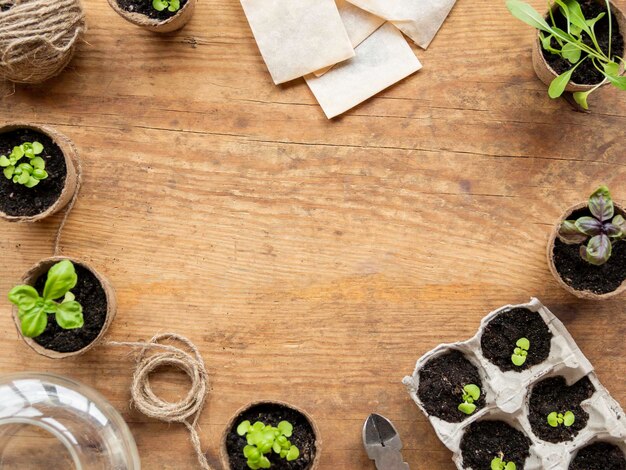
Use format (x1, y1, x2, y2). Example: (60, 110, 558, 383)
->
(547, 410, 575, 427)
(458, 384, 481, 415)
(506, 0, 626, 109)
(152, 0, 180, 13)
(236, 420, 300, 469)
(8, 260, 84, 338)
(0, 141, 48, 188)
(558, 186, 625, 266)
(491, 455, 517, 470)
(511, 337, 530, 366)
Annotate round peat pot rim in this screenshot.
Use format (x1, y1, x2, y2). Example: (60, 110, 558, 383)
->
(547, 201, 626, 300)
(220, 400, 322, 470)
(0, 123, 78, 223)
(531, 0, 626, 92)
(11, 256, 117, 359)
(107, 0, 196, 33)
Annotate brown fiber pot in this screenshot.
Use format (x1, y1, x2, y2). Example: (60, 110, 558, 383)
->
(11, 256, 117, 359)
(532, 0, 626, 92)
(0, 123, 79, 223)
(220, 400, 322, 470)
(107, 0, 196, 33)
(547, 201, 626, 300)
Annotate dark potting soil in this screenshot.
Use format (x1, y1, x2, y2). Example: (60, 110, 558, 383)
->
(569, 441, 626, 470)
(542, 0, 624, 85)
(0, 129, 66, 217)
(225, 403, 317, 470)
(553, 207, 626, 294)
(460, 420, 532, 470)
(417, 350, 486, 423)
(480, 308, 552, 372)
(32, 263, 107, 353)
(117, 0, 188, 21)
(528, 376, 595, 443)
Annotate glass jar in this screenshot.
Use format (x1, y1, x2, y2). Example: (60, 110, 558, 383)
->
(0, 372, 140, 469)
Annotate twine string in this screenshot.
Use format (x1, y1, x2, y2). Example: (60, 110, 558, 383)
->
(108, 333, 214, 470)
(53, 146, 82, 256)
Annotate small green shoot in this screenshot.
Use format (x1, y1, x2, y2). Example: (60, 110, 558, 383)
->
(0, 141, 48, 188)
(511, 337, 530, 367)
(8, 260, 83, 338)
(458, 384, 481, 415)
(491, 455, 517, 470)
(236, 420, 300, 469)
(547, 410, 575, 427)
(152, 0, 180, 12)
(506, 0, 626, 108)
(558, 185, 625, 265)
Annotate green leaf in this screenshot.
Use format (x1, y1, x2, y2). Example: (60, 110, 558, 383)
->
(32, 169, 48, 180)
(3, 166, 14, 179)
(506, 0, 552, 32)
(20, 307, 48, 338)
(31, 156, 45, 170)
(257, 456, 271, 469)
(168, 0, 180, 11)
(548, 68, 575, 98)
(491, 457, 504, 470)
(464, 384, 481, 400)
(286, 446, 300, 462)
(575, 216, 603, 235)
(505, 463, 517, 470)
(8, 285, 40, 310)
(586, 11, 605, 29)
(246, 460, 260, 470)
(540, 33, 561, 54)
(277, 421, 293, 437)
(588, 185, 613, 221)
(516, 337, 530, 350)
(24, 177, 39, 188)
(272, 441, 281, 454)
(583, 234, 612, 265)
(547, 411, 559, 427)
(563, 410, 575, 426)
(458, 402, 477, 415)
(559, 220, 588, 244)
(55, 301, 84, 329)
(152, 0, 167, 11)
(0, 155, 9, 167)
(606, 74, 626, 90)
(511, 354, 526, 366)
(17, 172, 30, 184)
(563, 0, 591, 34)
(612, 214, 626, 233)
(43, 260, 78, 300)
(32, 141, 43, 154)
(10, 145, 24, 159)
(252, 422, 265, 432)
(561, 43, 582, 63)
(243, 445, 260, 460)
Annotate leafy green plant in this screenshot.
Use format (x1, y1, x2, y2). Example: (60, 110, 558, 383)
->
(8, 260, 83, 338)
(558, 185, 625, 265)
(506, 0, 626, 108)
(491, 455, 517, 470)
(511, 337, 530, 366)
(0, 141, 48, 188)
(547, 410, 575, 427)
(236, 420, 300, 469)
(152, 0, 180, 13)
(458, 384, 481, 415)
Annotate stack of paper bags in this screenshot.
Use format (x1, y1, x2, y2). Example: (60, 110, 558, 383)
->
(239, 0, 457, 118)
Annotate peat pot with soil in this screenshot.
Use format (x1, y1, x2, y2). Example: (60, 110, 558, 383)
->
(548, 185, 626, 299)
(220, 401, 321, 470)
(8, 257, 116, 359)
(507, 0, 626, 110)
(108, 0, 196, 32)
(0, 123, 78, 222)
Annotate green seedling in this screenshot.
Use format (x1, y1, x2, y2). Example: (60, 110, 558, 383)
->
(547, 410, 575, 427)
(0, 141, 48, 188)
(506, 0, 626, 109)
(236, 420, 300, 469)
(558, 185, 625, 266)
(458, 384, 481, 415)
(152, 0, 180, 12)
(511, 337, 530, 367)
(8, 260, 83, 338)
(491, 456, 517, 470)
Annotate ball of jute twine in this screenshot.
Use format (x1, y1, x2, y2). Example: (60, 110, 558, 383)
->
(0, 0, 85, 84)
(108, 333, 215, 470)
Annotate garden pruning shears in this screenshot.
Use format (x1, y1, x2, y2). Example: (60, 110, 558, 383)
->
(363, 414, 410, 470)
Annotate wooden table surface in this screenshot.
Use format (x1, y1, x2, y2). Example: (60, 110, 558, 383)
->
(1, 0, 626, 468)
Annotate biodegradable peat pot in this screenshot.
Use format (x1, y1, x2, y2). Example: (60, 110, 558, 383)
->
(220, 401, 321, 470)
(0, 123, 78, 223)
(532, 0, 626, 92)
(547, 202, 626, 300)
(107, 0, 196, 33)
(11, 257, 116, 359)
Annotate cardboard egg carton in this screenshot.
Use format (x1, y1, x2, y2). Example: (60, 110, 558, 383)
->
(402, 298, 626, 470)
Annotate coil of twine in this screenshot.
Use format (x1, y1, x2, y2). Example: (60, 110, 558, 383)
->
(108, 333, 215, 470)
(0, 0, 85, 84)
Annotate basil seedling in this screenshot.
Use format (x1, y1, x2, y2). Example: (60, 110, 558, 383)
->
(491, 456, 517, 470)
(511, 337, 530, 367)
(236, 420, 300, 469)
(152, 0, 180, 12)
(458, 384, 481, 415)
(547, 410, 575, 427)
(558, 186, 625, 266)
(0, 141, 48, 188)
(506, 0, 626, 109)
(8, 260, 83, 338)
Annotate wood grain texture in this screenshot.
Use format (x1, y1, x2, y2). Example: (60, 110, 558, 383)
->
(1, 0, 625, 468)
